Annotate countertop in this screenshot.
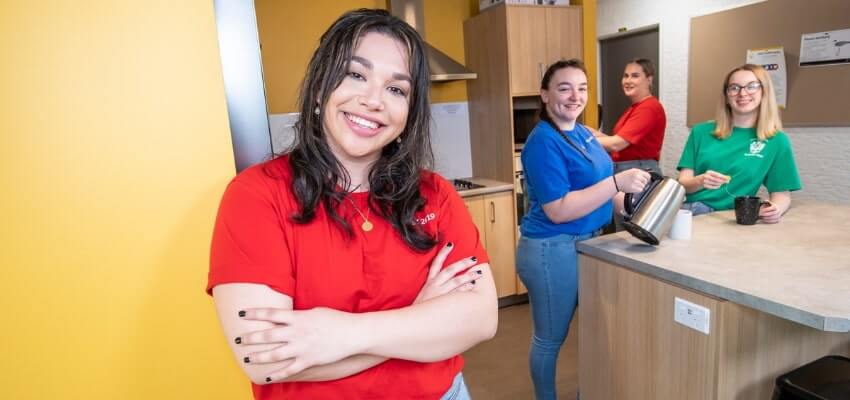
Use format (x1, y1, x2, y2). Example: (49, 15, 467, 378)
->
(455, 177, 513, 198)
(577, 201, 850, 332)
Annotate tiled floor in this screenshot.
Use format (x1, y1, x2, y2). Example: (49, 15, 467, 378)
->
(462, 303, 580, 400)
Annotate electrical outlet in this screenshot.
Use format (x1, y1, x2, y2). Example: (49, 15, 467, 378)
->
(674, 297, 710, 335)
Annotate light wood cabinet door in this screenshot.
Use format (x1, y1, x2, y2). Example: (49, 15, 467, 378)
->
(506, 6, 548, 96)
(463, 192, 517, 298)
(463, 196, 487, 242)
(545, 7, 583, 64)
(483, 191, 517, 298)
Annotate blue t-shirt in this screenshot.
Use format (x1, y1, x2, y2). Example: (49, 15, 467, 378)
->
(520, 121, 614, 238)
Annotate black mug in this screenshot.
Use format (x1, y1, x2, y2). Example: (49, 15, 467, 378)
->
(734, 196, 770, 225)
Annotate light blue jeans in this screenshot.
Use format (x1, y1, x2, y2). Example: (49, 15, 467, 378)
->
(516, 231, 597, 400)
(682, 201, 715, 216)
(439, 373, 471, 400)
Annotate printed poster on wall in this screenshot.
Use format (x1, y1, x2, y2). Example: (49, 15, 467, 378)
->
(799, 28, 850, 67)
(746, 47, 787, 108)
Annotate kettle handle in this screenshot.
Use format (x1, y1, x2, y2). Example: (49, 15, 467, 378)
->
(621, 171, 664, 218)
(623, 192, 637, 217)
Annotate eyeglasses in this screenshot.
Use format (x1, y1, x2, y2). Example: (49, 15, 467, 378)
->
(726, 81, 762, 95)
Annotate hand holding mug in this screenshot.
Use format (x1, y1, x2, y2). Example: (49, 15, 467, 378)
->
(700, 170, 730, 190)
(758, 201, 782, 224)
(614, 168, 651, 194)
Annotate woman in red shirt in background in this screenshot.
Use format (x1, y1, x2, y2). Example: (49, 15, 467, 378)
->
(592, 58, 667, 175)
(207, 9, 497, 400)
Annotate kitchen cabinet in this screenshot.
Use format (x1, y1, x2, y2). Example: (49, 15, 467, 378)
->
(464, 4, 583, 183)
(463, 191, 517, 298)
(507, 6, 583, 96)
(506, 6, 548, 96)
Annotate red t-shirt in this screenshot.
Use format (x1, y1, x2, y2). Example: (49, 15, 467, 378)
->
(207, 156, 489, 400)
(610, 96, 667, 162)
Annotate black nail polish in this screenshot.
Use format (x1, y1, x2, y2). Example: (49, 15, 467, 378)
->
(243, 356, 250, 363)
(476, 270, 483, 275)
(471, 280, 477, 285)
(470, 256, 477, 262)
(446, 241, 453, 248)
(265, 377, 272, 383)
(238, 310, 246, 317)
(234, 337, 242, 344)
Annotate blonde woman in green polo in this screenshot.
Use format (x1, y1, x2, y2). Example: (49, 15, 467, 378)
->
(677, 64, 801, 223)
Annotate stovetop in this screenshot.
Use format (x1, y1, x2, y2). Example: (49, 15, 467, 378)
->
(452, 179, 485, 191)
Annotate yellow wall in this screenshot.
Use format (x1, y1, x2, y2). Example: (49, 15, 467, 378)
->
(257, 0, 472, 114)
(256, 0, 384, 114)
(0, 2, 249, 399)
(0, 2, 597, 398)
(572, 0, 599, 128)
(423, 0, 474, 103)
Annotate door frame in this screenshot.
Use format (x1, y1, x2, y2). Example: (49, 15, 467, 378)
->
(596, 24, 661, 132)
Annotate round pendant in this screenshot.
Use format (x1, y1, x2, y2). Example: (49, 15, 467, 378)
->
(361, 221, 373, 232)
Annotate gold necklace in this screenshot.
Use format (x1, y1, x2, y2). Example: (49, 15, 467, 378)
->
(346, 196, 373, 232)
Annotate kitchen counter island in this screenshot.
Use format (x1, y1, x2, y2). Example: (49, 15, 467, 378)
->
(576, 201, 850, 400)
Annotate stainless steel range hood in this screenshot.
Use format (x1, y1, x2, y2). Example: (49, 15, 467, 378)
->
(388, 0, 477, 82)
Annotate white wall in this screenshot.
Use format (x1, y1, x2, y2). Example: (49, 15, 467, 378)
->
(597, 0, 850, 204)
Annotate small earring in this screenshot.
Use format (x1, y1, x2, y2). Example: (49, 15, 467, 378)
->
(396, 137, 402, 144)
(314, 106, 320, 115)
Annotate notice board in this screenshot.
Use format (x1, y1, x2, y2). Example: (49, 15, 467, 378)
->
(688, 0, 850, 127)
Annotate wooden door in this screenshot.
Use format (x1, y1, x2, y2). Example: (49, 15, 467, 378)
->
(484, 191, 517, 297)
(507, 6, 547, 96)
(545, 7, 583, 64)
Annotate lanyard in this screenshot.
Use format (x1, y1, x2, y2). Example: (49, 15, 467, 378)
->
(552, 123, 594, 163)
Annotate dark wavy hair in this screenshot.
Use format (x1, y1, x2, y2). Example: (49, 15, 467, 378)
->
(538, 58, 587, 128)
(283, 8, 436, 251)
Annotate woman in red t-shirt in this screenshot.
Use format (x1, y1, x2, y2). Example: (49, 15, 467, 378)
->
(207, 9, 497, 400)
(592, 58, 667, 175)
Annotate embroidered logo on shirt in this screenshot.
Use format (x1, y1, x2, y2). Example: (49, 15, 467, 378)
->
(745, 140, 766, 158)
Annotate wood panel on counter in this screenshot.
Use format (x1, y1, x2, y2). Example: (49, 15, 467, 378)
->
(579, 255, 850, 400)
(579, 256, 722, 400)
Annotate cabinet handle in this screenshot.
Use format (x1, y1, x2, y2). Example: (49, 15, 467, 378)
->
(489, 201, 496, 223)
(539, 62, 544, 79)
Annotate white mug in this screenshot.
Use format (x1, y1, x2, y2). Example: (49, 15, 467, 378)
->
(668, 209, 692, 240)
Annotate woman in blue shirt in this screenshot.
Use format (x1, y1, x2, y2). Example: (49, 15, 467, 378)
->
(517, 59, 650, 400)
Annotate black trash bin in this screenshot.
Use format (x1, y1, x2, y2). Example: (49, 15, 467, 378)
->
(773, 355, 850, 400)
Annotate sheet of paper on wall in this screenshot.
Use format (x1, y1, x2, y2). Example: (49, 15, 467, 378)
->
(746, 46, 787, 108)
(799, 28, 850, 67)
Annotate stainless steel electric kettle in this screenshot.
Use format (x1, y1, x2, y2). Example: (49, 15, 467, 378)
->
(622, 172, 686, 245)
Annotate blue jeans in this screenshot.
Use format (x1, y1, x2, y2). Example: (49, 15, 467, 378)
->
(439, 373, 471, 400)
(682, 201, 714, 216)
(516, 232, 596, 400)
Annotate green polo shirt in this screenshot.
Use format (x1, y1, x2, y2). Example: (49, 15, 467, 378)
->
(677, 121, 802, 210)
